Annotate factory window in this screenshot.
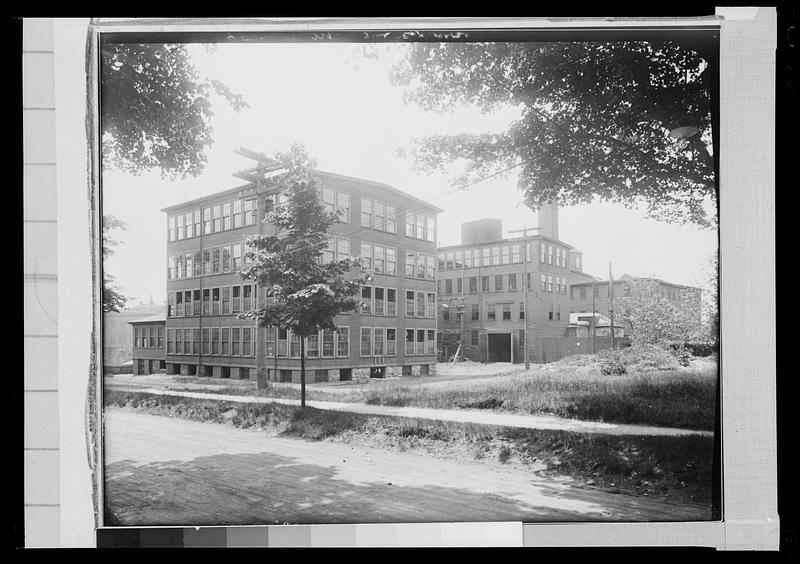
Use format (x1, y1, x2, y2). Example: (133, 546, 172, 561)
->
(508, 274, 517, 290)
(502, 303, 511, 320)
(501, 246, 510, 265)
(519, 301, 525, 319)
(167, 255, 175, 280)
(168, 216, 175, 241)
(482, 247, 490, 266)
(333, 328, 345, 357)
(361, 198, 372, 228)
(487, 307, 496, 321)
(233, 199, 242, 228)
(406, 291, 415, 316)
(495, 274, 503, 292)
(469, 277, 477, 293)
(471, 330, 479, 347)
(176, 214, 185, 240)
(360, 327, 372, 357)
(445, 279, 453, 294)
(511, 244, 520, 263)
(472, 304, 479, 320)
(387, 288, 397, 316)
(386, 328, 397, 356)
(232, 327, 240, 356)
(361, 286, 372, 315)
(492, 246, 500, 265)
(548, 274, 554, 293)
(482, 276, 490, 292)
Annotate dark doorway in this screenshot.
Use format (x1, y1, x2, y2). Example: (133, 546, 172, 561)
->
(370, 367, 386, 379)
(339, 368, 352, 381)
(487, 333, 511, 362)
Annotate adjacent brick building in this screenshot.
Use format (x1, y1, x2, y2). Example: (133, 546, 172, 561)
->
(155, 151, 442, 382)
(436, 203, 597, 364)
(569, 274, 703, 335)
(436, 203, 702, 363)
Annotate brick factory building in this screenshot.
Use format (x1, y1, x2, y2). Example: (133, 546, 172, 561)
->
(131, 149, 443, 382)
(436, 203, 702, 364)
(436, 203, 597, 364)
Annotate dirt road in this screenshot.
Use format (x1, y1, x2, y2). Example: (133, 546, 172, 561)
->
(103, 408, 709, 526)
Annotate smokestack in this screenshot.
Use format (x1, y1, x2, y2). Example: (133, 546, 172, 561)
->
(537, 200, 559, 240)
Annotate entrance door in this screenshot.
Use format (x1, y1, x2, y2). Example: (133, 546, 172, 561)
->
(487, 333, 511, 362)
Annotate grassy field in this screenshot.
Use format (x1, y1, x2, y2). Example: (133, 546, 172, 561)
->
(363, 363, 718, 431)
(106, 355, 718, 431)
(103, 390, 716, 510)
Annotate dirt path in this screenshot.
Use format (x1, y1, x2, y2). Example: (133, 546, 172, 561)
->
(107, 386, 712, 437)
(103, 408, 708, 526)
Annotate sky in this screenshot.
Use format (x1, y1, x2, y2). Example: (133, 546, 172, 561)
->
(102, 42, 718, 307)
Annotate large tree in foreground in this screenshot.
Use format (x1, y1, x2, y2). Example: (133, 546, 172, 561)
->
(239, 147, 368, 407)
(391, 40, 716, 227)
(101, 43, 248, 180)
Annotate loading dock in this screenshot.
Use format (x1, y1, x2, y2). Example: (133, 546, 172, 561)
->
(487, 332, 512, 362)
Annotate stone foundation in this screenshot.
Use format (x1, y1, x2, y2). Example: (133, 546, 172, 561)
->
(212, 366, 223, 378)
(353, 367, 371, 382)
(385, 366, 403, 379)
(230, 367, 241, 380)
(180, 363, 192, 376)
(165, 363, 176, 375)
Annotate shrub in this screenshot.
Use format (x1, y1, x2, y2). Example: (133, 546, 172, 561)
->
(622, 344, 680, 371)
(598, 348, 627, 375)
(498, 445, 512, 463)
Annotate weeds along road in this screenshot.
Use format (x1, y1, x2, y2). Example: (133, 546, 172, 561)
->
(105, 385, 713, 437)
(104, 408, 708, 526)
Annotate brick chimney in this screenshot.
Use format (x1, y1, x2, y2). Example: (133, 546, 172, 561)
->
(537, 200, 559, 240)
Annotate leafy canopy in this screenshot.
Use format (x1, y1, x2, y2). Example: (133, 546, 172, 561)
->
(391, 40, 716, 227)
(239, 146, 368, 339)
(617, 280, 703, 347)
(102, 214, 128, 313)
(101, 43, 248, 180)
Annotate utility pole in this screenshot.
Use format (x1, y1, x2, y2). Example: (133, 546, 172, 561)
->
(592, 278, 597, 354)
(609, 262, 615, 349)
(509, 226, 541, 370)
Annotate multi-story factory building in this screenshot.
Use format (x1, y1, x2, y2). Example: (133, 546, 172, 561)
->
(436, 203, 596, 364)
(157, 150, 442, 382)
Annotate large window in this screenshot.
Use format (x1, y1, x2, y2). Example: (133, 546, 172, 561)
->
(360, 327, 372, 356)
(167, 255, 175, 279)
(386, 328, 396, 356)
(495, 274, 503, 292)
(426, 292, 436, 318)
(472, 304, 479, 320)
(243, 199, 257, 225)
(503, 303, 511, 320)
(361, 286, 372, 315)
(336, 327, 348, 357)
(243, 327, 252, 356)
(232, 327, 241, 356)
(373, 328, 385, 356)
(469, 277, 477, 293)
(406, 290, 415, 316)
(361, 198, 372, 228)
(482, 276, 489, 292)
(374, 287, 385, 316)
(387, 288, 397, 316)
(168, 216, 176, 241)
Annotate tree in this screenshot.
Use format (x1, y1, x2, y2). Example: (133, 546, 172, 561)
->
(239, 146, 369, 407)
(617, 280, 702, 347)
(390, 40, 717, 227)
(103, 214, 129, 313)
(101, 43, 248, 180)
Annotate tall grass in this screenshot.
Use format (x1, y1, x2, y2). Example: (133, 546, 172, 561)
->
(363, 367, 717, 431)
